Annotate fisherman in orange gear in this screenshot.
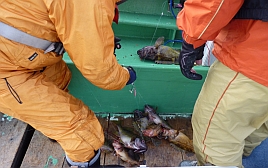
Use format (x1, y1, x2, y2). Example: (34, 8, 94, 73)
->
(177, 0, 268, 167)
(0, 0, 135, 167)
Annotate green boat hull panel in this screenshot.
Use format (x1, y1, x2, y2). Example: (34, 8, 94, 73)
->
(63, 0, 209, 114)
(63, 37, 208, 114)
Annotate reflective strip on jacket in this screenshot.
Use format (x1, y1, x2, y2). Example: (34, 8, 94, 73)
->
(0, 0, 129, 90)
(177, 0, 268, 86)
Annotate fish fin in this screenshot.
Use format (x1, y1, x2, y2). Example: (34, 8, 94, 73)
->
(154, 37, 165, 48)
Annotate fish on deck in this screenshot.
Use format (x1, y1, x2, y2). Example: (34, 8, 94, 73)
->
(137, 37, 181, 64)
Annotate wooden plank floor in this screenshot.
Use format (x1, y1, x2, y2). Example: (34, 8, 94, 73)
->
(0, 112, 34, 168)
(20, 130, 65, 168)
(21, 114, 196, 167)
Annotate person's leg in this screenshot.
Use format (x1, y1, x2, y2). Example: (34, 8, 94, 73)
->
(0, 60, 104, 163)
(243, 121, 268, 157)
(192, 60, 268, 168)
(41, 59, 71, 91)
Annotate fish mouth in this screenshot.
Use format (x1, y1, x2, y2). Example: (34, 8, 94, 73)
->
(137, 49, 143, 57)
(133, 138, 147, 153)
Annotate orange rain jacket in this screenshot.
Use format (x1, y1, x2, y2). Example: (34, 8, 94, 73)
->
(0, 0, 129, 90)
(177, 0, 268, 87)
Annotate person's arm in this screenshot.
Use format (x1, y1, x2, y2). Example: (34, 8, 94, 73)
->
(176, 0, 244, 80)
(47, 0, 131, 90)
(177, 0, 244, 48)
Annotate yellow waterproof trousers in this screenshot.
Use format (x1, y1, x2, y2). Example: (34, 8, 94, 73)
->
(0, 60, 104, 162)
(192, 60, 268, 168)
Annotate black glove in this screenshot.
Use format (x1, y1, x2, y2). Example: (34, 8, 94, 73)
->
(114, 36, 121, 56)
(125, 66, 136, 85)
(180, 0, 186, 8)
(179, 40, 205, 80)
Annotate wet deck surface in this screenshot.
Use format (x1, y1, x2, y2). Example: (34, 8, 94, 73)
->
(1, 112, 196, 168)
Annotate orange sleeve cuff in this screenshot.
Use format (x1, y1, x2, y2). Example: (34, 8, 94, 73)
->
(182, 32, 206, 49)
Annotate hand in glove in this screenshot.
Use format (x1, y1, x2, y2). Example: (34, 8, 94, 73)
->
(179, 40, 205, 80)
(124, 66, 136, 85)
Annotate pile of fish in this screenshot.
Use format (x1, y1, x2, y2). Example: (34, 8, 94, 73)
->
(137, 37, 181, 64)
(101, 121, 147, 166)
(101, 104, 194, 166)
(133, 104, 194, 153)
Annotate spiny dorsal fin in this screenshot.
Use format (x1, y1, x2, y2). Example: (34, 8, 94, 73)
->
(154, 37, 165, 48)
